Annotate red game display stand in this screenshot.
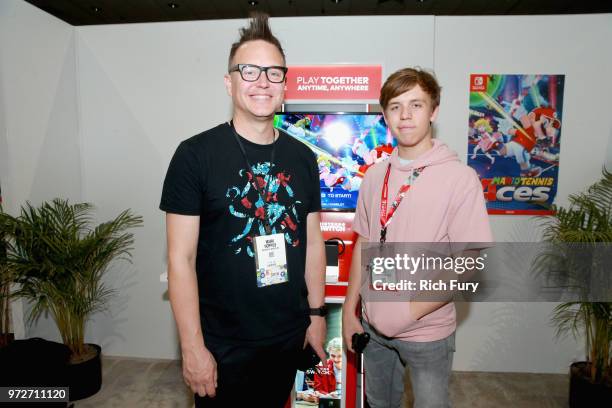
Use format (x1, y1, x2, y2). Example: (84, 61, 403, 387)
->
(286, 212, 359, 408)
(321, 212, 358, 408)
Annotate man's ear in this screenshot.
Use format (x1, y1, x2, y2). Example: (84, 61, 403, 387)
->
(224, 74, 233, 97)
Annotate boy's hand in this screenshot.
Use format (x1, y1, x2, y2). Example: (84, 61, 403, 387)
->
(342, 312, 364, 353)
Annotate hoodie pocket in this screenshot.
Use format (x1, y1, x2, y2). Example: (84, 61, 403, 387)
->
(363, 301, 418, 338)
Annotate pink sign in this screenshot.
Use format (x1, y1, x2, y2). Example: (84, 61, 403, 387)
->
(284, 65, 382, 101)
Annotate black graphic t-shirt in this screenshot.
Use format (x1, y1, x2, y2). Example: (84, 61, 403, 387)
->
(160, 123, 321, 344)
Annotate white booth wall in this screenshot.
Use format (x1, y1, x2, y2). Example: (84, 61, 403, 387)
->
(0, 0, 82, 339)
(0, 0, 81, 208)
(434, 14, 612, 372)
(2, 0, 612, 373)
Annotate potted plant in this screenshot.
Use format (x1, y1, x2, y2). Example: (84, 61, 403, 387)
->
(538, 169, 612, 407)
(0, 198, 142, 400)
(0, 204, 14, 348)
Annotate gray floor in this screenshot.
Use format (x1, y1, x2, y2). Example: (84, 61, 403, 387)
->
(74, 357, 569, 407)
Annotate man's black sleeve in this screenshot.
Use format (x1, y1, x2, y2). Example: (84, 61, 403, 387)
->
(159, 140, 205, 215)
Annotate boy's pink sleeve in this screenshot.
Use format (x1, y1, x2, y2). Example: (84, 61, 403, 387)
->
(352, 173, 372, 240)
(448, 173, 493, 243)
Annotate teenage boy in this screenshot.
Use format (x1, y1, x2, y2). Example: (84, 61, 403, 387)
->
(160, 13, 327, 408)
(342, 67, 492, 408)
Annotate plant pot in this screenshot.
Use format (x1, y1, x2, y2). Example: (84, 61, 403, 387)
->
(0, 337, 70, 385)
(67, 343, 102, 401)
(569, 362, 612, 408)
(0, 338, 71, 407)
(0, 332, 14, 348)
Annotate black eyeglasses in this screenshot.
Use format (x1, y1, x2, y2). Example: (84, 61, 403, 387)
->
(229, 64, 288, 83)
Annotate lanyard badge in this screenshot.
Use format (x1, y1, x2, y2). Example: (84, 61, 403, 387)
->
(230, 123, 289, 287)
(253, 233, 288, 287)
(379, 164, 424, 244)
(372, 164, 424, 286)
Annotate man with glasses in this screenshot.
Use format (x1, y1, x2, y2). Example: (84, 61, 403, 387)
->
(160, 12, 327, 408)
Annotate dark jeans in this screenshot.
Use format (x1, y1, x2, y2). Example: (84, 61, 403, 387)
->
(195, 330, 305, 408)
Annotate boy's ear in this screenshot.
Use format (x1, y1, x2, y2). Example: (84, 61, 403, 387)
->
(430, 105, 440, 124)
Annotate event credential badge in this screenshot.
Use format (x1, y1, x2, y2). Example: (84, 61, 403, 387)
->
(253, 233, 289, 288)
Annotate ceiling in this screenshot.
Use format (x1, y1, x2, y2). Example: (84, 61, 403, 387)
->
(24, 0, 612, 26)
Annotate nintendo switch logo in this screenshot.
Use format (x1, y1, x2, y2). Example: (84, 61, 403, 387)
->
(320, 222, 346, 232)
(470, 74, 487, 92)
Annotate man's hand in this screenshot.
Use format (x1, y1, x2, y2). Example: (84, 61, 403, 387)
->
(342, 311, 364, 353)
(305, 315, 327, 362)
(182, 346, 218, 397)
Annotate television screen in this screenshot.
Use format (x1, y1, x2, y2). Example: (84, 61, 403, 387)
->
(274, 113, 395, 211)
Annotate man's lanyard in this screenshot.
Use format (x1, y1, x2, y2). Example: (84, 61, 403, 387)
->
(379, 163, 424, 244)
(229, 122, 276, 235)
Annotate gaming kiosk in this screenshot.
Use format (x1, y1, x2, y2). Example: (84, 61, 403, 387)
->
(275, 110, 394, 408)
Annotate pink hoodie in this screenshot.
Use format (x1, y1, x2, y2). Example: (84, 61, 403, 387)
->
(352, 139, 492, 342)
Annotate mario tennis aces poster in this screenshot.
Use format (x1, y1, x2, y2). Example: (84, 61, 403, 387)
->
(467, 74, 565, 215)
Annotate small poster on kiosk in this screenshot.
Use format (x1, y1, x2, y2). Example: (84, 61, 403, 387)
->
(294, 303, 344, 407)
(467, 74, 565, 214)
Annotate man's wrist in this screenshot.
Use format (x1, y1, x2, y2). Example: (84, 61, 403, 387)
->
(180, 334, 205, 353)
(309, 305, 328, 317)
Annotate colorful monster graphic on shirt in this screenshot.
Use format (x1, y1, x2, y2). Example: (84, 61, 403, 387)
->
(226, 162, 302, 257)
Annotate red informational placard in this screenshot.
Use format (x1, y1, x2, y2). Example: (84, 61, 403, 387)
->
(285, 65, 382, 101)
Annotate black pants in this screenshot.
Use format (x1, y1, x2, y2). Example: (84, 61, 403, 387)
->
(195, 330, 305, 408)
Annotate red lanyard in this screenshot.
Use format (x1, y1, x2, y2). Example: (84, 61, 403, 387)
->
(379, 163, 424, 243)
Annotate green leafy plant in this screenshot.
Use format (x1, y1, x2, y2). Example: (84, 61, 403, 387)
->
(539, 169, 612, 384)
(0, 204, 12, 346)
(0, 199, 142, 361)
